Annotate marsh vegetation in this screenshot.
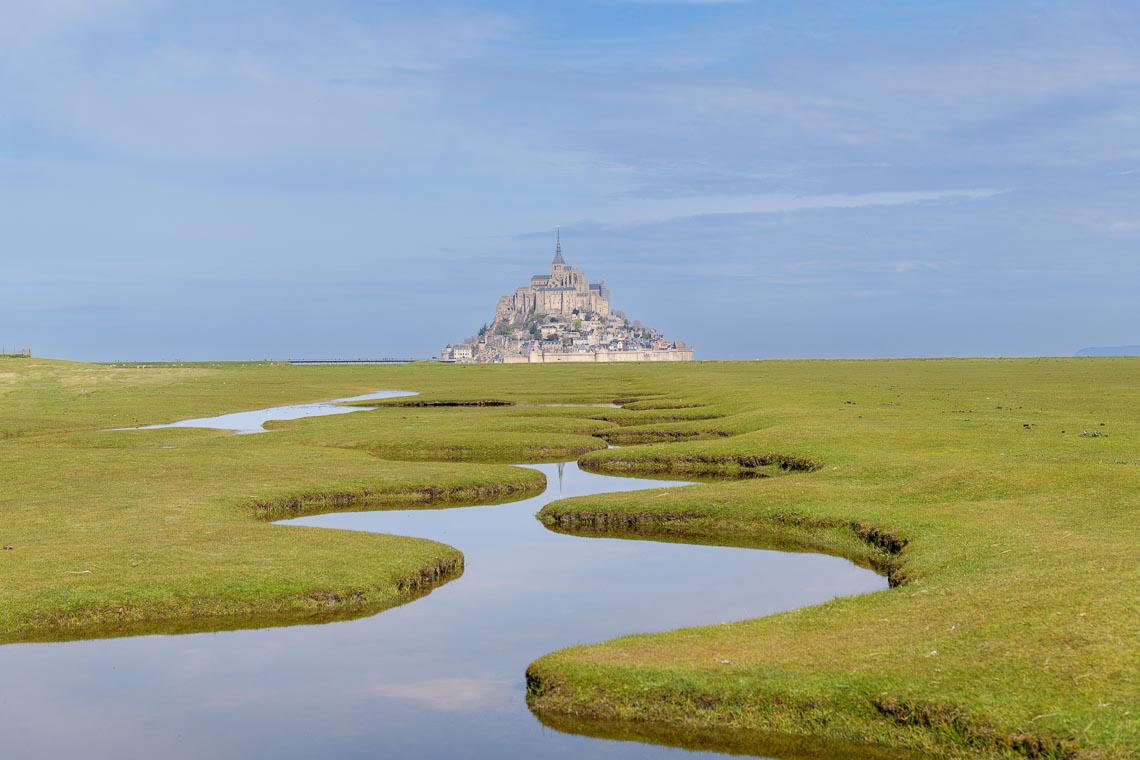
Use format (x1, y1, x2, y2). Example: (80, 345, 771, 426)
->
(0, 357, 1136, 758)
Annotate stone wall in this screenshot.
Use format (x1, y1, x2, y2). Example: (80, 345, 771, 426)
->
(501, 348, 693, 364)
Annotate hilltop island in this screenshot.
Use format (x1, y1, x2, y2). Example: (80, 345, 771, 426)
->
(440, 232, 693, 363)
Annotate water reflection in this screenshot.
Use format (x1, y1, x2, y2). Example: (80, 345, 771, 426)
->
(0, 463, 886, 759)
(123, 390, 417, 434)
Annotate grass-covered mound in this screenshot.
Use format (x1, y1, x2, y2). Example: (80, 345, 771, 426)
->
(1, 356, 1136, 758)
(527, 358, 1139, 758)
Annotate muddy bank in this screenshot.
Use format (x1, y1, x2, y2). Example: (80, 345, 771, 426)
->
(579, 451, 821, 479)
(247, 478, 546, 520)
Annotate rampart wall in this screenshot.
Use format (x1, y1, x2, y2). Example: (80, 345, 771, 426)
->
(500, 348, 693, 364)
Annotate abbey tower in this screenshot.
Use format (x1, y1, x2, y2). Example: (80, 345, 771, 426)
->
(494, 229, 610, 325)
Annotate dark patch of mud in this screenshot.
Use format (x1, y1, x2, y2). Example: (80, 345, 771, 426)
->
(580, 452, 820, 479)
(345, 399, 514, 408)
(619, 401, 712, 411)
(247, 480, 545, 521)
(598, 429, 733, 445)
(588, 411, 727, 427)
(355, 441, 606, 465)
(874, 697, 1078, 759)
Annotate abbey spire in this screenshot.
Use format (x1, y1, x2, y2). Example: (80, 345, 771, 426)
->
(552, 226, 565, 267)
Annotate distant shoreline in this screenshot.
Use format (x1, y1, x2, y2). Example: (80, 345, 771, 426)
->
(1075, 345, 1140, 356)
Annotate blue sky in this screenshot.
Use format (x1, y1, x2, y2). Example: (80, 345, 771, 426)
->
(2, 0, 1138, 360)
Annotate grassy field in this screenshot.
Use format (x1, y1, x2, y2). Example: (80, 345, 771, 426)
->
(1, 357, 1136, 758)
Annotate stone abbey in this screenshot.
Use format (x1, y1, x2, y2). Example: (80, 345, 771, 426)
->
(493, 232, 611, 324)
(440, 231, 693, 364)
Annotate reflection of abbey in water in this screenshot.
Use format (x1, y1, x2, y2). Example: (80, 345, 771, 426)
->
(440, 230, 693, 364)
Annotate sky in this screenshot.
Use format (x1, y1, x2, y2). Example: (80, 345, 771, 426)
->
(2, 0, 1138, 361)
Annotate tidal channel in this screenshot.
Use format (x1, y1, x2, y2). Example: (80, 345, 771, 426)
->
(2, 396, 887, 759)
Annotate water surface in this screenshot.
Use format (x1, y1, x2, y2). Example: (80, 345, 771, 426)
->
(126, 390, 417, 434)
(0, 461, 885, 759)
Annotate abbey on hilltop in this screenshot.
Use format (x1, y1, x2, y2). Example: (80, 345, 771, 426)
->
(440, 231, 693, 364)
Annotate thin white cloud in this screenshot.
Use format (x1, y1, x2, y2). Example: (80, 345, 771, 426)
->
(0, 5, 521, 166)
(579, 188, 1008, 227)
(0, 0, 148, 50)
(1108, 220, 1140, 236)
(363, 677, 514, 712)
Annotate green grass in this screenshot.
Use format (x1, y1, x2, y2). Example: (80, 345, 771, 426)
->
(1, 356, 1137, 758)
(529, 358, 1140, 758)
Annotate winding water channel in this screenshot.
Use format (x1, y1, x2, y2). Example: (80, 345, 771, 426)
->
(3, 394, 886, 758)
(127, 389, 419, 434)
